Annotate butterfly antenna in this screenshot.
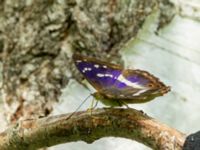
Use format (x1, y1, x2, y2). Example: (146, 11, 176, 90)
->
(66, 94, 92, 120)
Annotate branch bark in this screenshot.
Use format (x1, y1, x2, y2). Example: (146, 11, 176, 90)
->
(0, 108, 186, 150)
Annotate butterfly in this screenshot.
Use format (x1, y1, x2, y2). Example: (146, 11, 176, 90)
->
(73, 54, 170, 107)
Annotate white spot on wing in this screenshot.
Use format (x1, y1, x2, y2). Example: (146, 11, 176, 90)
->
(97, 73, 104, 77)
(76, 60, 82, 63)
(97, 73, 114, 78)
(105, 74, 113, 78)
(82, 67, 92, 73)
(132, 89, 147, 96)
(94, 64, 99, 68)
(103, 65, 107, 68)
(117, 74, 147, 89)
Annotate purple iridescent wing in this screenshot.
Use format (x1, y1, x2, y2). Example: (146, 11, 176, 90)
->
(73, 54, 123, 90)
(101, 69, 170, 100)
(73, 54, 170, 103)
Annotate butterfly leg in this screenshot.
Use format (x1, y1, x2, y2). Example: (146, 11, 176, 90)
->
(116, 100, 129, 108)
(93, 100, 99, 109)
(122, 101, 130, 109)
(87, 98, 96, 115)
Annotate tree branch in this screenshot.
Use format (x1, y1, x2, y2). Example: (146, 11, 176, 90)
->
(0, 108, 186, 150)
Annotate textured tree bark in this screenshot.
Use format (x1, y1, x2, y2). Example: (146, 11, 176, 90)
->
(0, 108, 186, 150)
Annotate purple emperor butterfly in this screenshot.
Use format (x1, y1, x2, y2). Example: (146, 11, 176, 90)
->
(73, 54, 170, 107)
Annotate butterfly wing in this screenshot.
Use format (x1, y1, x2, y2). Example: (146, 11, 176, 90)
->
(73, 54, 123, 90)
(100, 69, 170, 102)
(73, 54, 170, 104)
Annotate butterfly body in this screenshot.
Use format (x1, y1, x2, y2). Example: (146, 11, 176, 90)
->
(73, 54, 170, 107)
(92, 92, 162, 107)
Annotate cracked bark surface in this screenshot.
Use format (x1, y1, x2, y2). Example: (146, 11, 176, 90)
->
(0, 108, 186, 150)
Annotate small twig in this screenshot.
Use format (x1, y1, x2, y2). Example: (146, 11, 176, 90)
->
(0, 108, 186, 150)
